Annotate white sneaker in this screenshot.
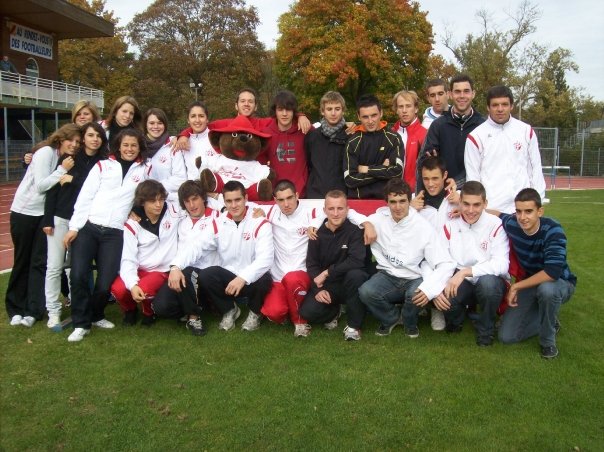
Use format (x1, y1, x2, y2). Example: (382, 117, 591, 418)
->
(241, 311, 263, 331)
(21, 316, 36, 327)
(219, 305, 241, 331)
(67, 328, 90, 342)
(47, 313, 62, 331)
(343, 325, 361, 341)
(92, 318, 115, 329)
(10, 315, 23, 326)
(430, 308, 446, 331)
(294, 323, 311, 338)
(324, 307, 342, 330)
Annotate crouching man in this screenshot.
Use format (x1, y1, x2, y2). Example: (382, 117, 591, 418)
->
(298, 190, 369, 340)
(169, 181, 274, 332)
(436, 181, 509, 346)
(497, 188, 576, 359)
(359, 179, 455, 338)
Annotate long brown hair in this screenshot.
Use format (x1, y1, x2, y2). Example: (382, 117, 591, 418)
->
(32, 123, 81, 153)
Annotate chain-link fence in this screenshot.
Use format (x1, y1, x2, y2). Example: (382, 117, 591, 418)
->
(535, 126, 604, 177)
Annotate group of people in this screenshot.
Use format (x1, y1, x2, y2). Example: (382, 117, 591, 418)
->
(6, 73, 576, 359)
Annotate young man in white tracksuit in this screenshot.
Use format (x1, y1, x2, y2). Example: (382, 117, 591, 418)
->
(435, 181, 510, 346)
(168, 180, 274, 332)
(359, 179, 455, 339)
(464, 85, 546, 214)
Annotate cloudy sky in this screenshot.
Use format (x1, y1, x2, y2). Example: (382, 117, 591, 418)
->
(104, 0, 604, 101)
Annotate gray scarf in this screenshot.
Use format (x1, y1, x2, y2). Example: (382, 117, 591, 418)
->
(320, 118, 346, 139)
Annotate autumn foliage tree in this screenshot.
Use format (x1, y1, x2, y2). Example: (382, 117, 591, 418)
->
(128, 0, 267, 124)
(59, 0, 135, 112)
(275, 0, 433, 120)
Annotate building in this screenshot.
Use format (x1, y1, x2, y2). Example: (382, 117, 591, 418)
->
(1, 0, 114, 181)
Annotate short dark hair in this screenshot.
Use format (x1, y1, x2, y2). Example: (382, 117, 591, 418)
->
(223, 180, 246, 197)
(425, 78, 447, 92)
(273, 179, 296, 196)
(237, 88, 258, 103)
(270, 90, 298, 117)
(187, 101, 209, 117)
(486, 85, 514, 106)
(384, 179, 412, 201)
(515, 188, 542, 208)
(111, 129, 147, 159)
(450, 74, 475, 91)
(356, 94, 382, 113)
(134, 180, 167, 207)
(178, 180, 207, 210)
(143, 108, 169, 134)
(420, 155, 447, 175)
(460, 180, 486, 201)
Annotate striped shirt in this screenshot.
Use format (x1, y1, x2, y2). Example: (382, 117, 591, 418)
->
(500, 214, 577, 285)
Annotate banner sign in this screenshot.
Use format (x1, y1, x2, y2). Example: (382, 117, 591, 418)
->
(8, 23, 53, 60)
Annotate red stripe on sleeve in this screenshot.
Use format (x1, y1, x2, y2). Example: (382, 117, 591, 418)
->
(443, 224, 451, 240)
(254, 219, 269, 238)
(96, 161, 103, 171)
(125, 223, 136, 236)
(212, 219, 218, 235)
(493, 224, 503, 237)
(467, 134, 478, 149)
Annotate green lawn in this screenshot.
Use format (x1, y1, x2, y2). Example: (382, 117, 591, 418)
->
(1, 190, 603, 451)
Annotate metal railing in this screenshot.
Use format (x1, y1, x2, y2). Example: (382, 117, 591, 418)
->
(0, 70, 104, 110)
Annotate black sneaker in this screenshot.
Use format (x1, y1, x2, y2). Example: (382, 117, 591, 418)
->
(141, 315, 156, 327)
(405, 326, 419, 338)
(122, 310, 138, 326)
(186, 318, 206, 336)
(541, 345, 559, 359)
(375, 322, 398, 336)
(445, 324, 463, 333)
(476, 335, 494, 347)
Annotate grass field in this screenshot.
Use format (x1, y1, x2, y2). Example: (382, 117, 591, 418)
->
(1, 190, 603, 451)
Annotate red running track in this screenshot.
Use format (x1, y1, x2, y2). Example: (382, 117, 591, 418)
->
(1, 177, 603, 272)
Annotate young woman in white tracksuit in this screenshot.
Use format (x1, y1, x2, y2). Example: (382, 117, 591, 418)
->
(63, 129, 151, 342)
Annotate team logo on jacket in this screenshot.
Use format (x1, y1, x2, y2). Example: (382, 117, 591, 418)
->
(242, 232, 252, 240)
(297, 227, 307, 236)
(480, 240, 488, 251)
(131, 174, 141, 183)
(514, 141, 522, 151)
(159, 155, 168, 163)
(163, 221, 172, 230)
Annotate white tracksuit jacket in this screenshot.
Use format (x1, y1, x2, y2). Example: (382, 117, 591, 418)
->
(442, 212, 510, 284)
(465, 116, 546, 214)
(148, 138, 188, 203)
(69, 156, 151, 231)
(368, 207, 455, 300)
(184, 130, 218, 180)
(11, 146, 67, 216)
(177, 207, 221, 270)
(119, 204, 181, 290)
(171, 207, 274, 285)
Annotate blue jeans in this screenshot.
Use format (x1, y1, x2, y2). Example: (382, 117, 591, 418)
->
(445, 275, 505, 341)
(70, 222, 123, 329)
(498, 279, 575, 347)
(359, 271, 422, 328)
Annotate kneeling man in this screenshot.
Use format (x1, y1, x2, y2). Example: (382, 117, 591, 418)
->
(436, 181, 509, 346)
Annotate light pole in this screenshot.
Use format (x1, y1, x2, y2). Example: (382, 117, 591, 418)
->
(189, 81, 203, 101)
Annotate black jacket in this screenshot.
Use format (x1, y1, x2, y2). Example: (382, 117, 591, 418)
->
(304, 126, 348, 199)
(421, 108, 485, 186)
(306, 219, 365, 292)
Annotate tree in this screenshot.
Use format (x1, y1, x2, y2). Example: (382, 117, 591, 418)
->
(59, 0, 135, 113)
(443, 0, 541, 109)
(275, 0, 433, 120)
(128, 0, 267, 123)
(523, 48, 579, 128)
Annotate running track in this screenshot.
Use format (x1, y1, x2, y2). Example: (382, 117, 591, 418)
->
(2, 176, 604, 273)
